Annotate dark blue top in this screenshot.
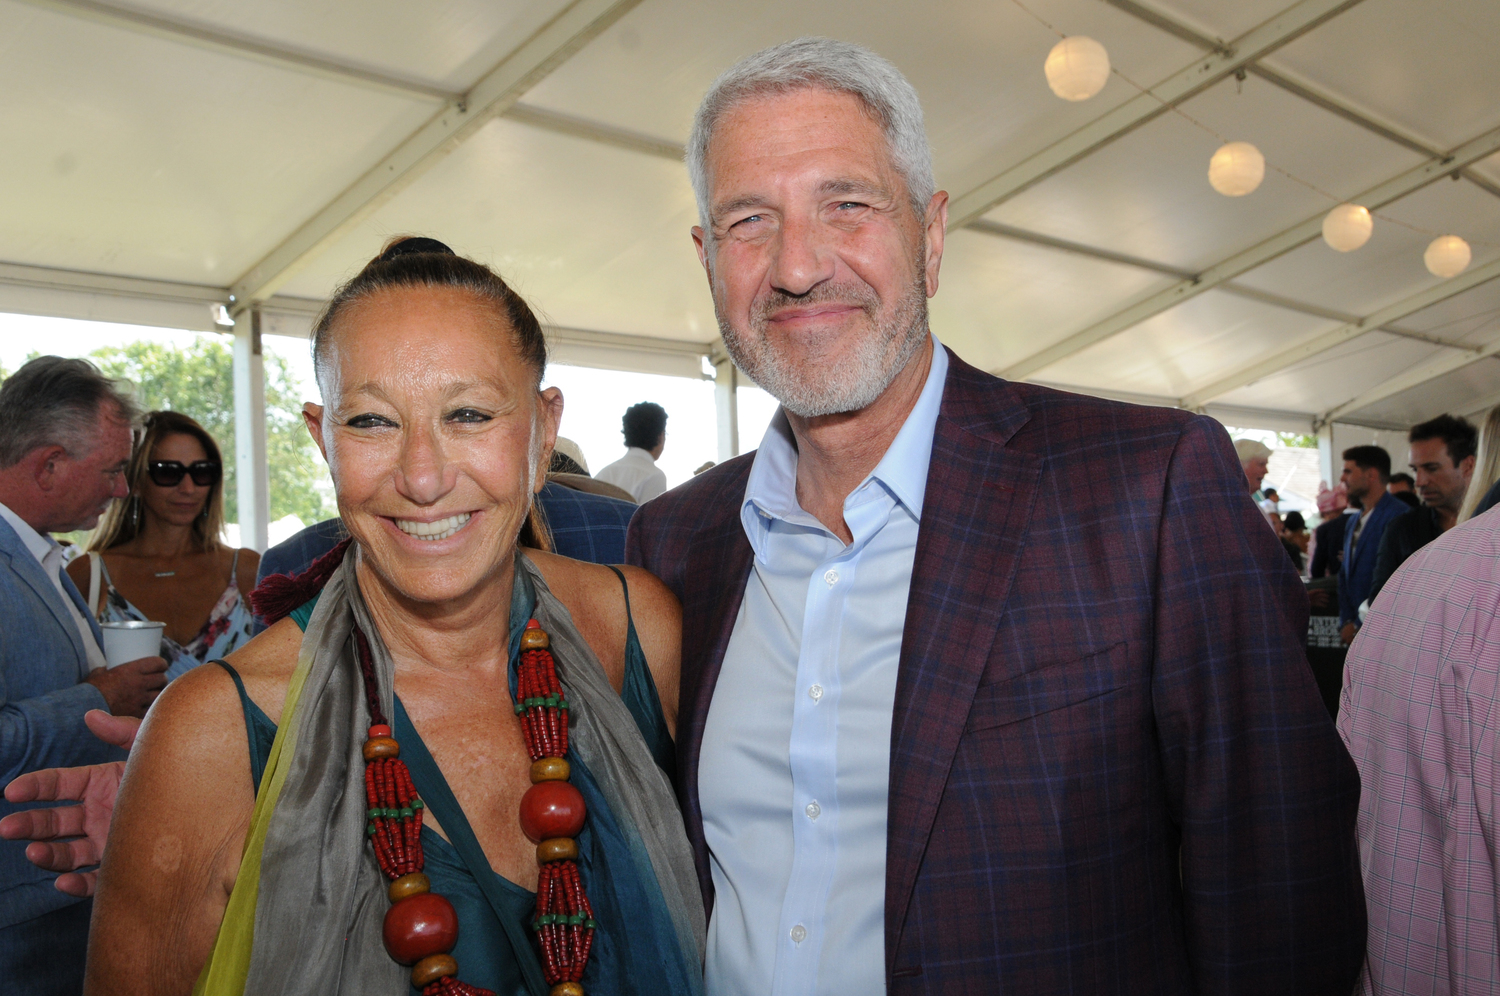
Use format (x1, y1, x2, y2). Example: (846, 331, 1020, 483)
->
(215, 567, 683, 996)
(1338, 490, 1407, 626)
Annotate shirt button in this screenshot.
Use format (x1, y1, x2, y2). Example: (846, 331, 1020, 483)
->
(824, 569, 839, 586)
(805, 801, 821, 821)
(808, 684, 824, 702)
(790, 924, 807, 944)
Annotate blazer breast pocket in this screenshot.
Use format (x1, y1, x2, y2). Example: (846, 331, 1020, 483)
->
(963, 642, 1129, 733)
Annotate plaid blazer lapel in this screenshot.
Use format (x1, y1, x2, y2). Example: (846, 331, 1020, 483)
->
(884, 352, 1042, 967)
(677, 478, 755, 911)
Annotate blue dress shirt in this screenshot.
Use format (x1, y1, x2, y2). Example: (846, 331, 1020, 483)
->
(699, 338, 947, 996)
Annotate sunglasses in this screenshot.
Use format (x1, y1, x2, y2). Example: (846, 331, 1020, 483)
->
(147, 460, 221, 488)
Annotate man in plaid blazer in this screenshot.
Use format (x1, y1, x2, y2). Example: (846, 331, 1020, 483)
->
(628, 38, 1364, 994)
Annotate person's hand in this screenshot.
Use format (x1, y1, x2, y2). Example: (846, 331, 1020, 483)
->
(1308, 589, 1332, 611)
(0, 710, 139, 896)
(1340, 622, 1358, 646)
(83, 656, 168, 717)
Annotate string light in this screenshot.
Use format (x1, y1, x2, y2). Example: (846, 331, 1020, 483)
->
(1322, 204, 1373, 252)
(1425, 236, 1472, 278)
(1208, 142, 1265, 197)
(1044, 37, 1110, 101)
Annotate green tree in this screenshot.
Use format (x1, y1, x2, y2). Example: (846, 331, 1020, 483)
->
(1277, 432, 1319, 449)
(89, 339, 332, 528)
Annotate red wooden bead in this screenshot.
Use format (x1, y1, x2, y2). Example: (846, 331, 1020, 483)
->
(518, 781, 586, 843)
(382, 892, 459, 964)
(369, 724, 391, 738)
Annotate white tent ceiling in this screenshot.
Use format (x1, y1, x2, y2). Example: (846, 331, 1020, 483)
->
(2, 0, 1499, 431)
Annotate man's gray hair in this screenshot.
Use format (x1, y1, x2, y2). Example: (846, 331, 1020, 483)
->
(687, 37, 935, 238)
(0, 356, 140, 468)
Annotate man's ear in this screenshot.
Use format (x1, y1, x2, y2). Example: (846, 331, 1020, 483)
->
(922, 190, 949, 298)
(30, 444, 69, 493)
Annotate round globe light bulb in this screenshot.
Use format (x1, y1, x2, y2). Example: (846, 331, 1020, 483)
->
(1044, 36, 1110, 102)
(1208, 141, 1265, 197)
(1322, 204, 1372, 252)
(1424, 235, 1472, 279)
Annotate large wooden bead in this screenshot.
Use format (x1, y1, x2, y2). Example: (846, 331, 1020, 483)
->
(536, 837, 579, 863)
(363, 736, 400, 761)
(382, 892, 459, 964)
(388, 872, 430, 902)
(411, 953, 458, 988)
(530, 757, 570, 783)
(518, 781, 586, 843)
(520, 623, 550, 650)
(550, 982, 585, 996)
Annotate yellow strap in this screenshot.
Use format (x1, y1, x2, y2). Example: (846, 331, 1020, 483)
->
(192, 649, 316, 996)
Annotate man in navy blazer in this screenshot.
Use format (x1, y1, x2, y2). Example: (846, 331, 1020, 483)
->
(0, 357, 167, 994)
(1337, 445, 1403, 644)
(629, 39, 1363, 994)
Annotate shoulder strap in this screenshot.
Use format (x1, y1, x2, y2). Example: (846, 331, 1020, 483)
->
(229, 547, 242, 587)
(87, 552, 102, 617)
(605, 564, 643, 654)
(211, 660, 266, 790)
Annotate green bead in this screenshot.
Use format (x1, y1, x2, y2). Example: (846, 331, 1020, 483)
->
(366, 823, 377, 836)
(399, 807, 413, 819)
(584, 918, 598, 930)
(412, 799, 424, 810)
(367, 807, 380, 818)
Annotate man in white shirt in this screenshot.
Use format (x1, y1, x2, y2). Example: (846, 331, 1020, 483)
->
(595, 401, 669, 502)
(0, 356, 166, 995)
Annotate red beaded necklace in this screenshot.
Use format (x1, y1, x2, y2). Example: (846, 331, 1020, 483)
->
(355, 619, 597, 996)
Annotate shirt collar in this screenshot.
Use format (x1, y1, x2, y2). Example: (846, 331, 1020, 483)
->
(739, 335, 948, 553)
(0, 500, 57, 567)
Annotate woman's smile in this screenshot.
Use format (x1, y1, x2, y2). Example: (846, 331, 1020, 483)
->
(389, 511, 476, 543)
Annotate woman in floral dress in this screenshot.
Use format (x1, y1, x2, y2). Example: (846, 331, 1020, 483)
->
(67, 411, 259, 680)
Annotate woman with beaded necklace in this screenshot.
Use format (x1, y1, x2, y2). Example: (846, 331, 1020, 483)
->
(84, 239, 705, 996)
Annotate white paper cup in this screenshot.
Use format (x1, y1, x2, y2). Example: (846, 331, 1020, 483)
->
(100, 620, 165, 668)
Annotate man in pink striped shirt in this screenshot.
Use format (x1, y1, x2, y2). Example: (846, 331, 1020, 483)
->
(1339, 506, 1500, 994)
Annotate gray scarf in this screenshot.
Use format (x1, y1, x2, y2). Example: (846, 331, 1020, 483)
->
(237, 551, 703, 995)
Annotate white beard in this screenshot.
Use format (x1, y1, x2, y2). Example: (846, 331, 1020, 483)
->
(717, 269, 930, 419)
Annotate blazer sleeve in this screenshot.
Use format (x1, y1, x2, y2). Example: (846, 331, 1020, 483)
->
(1150, 416, 1365, 992)
(0, 658, 116, 787)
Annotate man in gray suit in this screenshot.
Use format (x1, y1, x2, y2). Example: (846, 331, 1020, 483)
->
(0, 357, 167, 994)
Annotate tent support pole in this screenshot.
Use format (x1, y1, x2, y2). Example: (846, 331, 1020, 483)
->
(713, 350, 740, 463)
(233, 306, 269, 552)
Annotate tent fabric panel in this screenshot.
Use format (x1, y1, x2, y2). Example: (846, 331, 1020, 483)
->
(0, 2, 435, 285)
(1037, 288, 1336, 398)
(928, 230, 1168, 375)
(271, 117, 714, 343)
(114, 0, 577, 93)
(1266, 0, 1500, 149)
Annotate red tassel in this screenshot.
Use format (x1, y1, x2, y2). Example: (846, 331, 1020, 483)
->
(248, 537, 353, 624)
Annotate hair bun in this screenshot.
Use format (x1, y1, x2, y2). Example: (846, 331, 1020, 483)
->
(379, 237, 455, 262)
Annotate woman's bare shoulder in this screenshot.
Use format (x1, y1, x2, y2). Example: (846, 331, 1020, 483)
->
(525, 549, 621, 611)
(234, 546, 262, 578)
(219, 617, 303, 724)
